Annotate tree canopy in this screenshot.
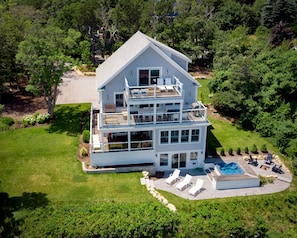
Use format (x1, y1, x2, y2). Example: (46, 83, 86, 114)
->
(0, 0, 295, 160)
(16, 25, 76, 117)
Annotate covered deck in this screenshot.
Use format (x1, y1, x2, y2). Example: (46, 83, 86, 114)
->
(99, 101, 207, 127)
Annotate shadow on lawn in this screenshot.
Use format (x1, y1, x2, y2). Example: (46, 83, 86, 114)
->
(46, 104, 90, 136)
(206, 125, 222, 156)
(0, 191, 50, 237)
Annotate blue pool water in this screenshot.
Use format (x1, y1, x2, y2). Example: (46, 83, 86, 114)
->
(215, 162, 244, 175)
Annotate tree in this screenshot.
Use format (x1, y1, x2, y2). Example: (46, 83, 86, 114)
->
(16, 25, 72, 117)
(261, 0, 297, 28)
(174, 0, 217, 62)
(261, 0, 275, 28)
(0, 4, 45, 102)
(270, 21, 295, 47)
(111, 0, 144, 40)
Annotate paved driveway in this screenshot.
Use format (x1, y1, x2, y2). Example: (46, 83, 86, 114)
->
(57, 70, 98, 108)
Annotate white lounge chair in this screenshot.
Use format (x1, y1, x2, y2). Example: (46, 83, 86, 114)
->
(165, 78, 174, 92)
(157, 78, 164, 85)
(176, 174, 192, 191)
(165, 169, 180, 185)
(165, 77, 172, 85)
(189, 178, 204, 196)
(92, 134, 100, 150)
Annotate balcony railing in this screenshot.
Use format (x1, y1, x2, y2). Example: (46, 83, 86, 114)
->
(90, 133, 153, 153)
(124, 76, 183, 100)
(98, 101, 207, 128)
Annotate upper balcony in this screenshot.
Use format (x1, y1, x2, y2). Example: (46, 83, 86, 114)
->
(124, 76, 183, 100)
(97, 101, 208, 128)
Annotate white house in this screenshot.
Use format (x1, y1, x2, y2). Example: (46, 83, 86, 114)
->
(90, 31, 210, 173)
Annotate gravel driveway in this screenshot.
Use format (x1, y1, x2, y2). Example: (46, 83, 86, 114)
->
(57, 70, 98, 108)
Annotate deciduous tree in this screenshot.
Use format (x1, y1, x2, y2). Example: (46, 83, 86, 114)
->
(16, 25, 72, 117)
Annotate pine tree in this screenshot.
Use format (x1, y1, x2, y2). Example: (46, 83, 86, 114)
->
(261, 0, 275, 28)
(272, 0, 297, 25)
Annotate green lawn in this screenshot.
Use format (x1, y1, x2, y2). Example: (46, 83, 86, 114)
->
(207, 116, 279, 155)
(0, 104, 154, 203)
(197, 78, 211, 105)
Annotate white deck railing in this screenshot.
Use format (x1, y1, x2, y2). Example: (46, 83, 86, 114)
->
(124, 76, 183, 99)
(98, 101, 207, 127)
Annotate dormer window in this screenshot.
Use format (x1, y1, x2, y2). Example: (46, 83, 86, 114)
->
(138, 68, 161, 86)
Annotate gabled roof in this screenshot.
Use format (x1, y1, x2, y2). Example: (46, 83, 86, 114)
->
(96, 31, 197, 89)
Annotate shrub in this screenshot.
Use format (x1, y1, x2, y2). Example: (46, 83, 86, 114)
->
(244, 146, 249, 154)
(36, 113, 50, 124)
(83, 121, 90, 131)
(251, 144, 258, 154)
(0, 122, 9, 131)
(0, 104, 4, 115)
(82, 130, 90, 143)
(220, 148, 225, 156)
(80, 147, 88, 156)
(236, 147, 241, 155)
(261, 144, 268, 153)
(228, 148, 233, 156)
(259, 175, 275, 185)
(19, 203, 179, 237)
(0, 116, 15, 126)
(22, 115, 36, 126)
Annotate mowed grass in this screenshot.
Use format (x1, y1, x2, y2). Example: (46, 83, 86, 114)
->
(207, 117, 278, 154)
(197, 78, 211, 105)
(0, 104, 154, 203)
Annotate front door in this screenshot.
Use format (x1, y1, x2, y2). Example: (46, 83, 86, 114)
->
(171, 153, 186, 169)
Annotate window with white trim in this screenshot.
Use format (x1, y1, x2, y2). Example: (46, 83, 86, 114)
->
(191, 129, 200, 142)
(190, 152, 198, 160)
(181, 130, 189, 143)
(160, 131, 169, 144)
(171, 130, 179, 143)
(160, 129, 200, 144)
(160, 154, 168, 166)
(139, 68, 160, 86)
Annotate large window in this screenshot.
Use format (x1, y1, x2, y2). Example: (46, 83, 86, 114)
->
(160, 129, 200, 144)
(139, 68, 160, 86)
(191, 129, 200, 142)
(130, 130, 153, 150)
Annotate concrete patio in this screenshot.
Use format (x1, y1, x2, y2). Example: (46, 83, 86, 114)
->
(151, 157, 292, 200)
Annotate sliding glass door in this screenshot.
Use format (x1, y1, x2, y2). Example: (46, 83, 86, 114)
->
(171, 153, 186, 168)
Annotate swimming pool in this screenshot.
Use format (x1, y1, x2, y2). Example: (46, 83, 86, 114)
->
(215, 162, 244, 175)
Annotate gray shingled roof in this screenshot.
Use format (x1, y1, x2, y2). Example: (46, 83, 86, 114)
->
(96, 31, 195, 89)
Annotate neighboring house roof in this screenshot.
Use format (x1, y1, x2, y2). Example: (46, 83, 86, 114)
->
(96, 31, 198, 89)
